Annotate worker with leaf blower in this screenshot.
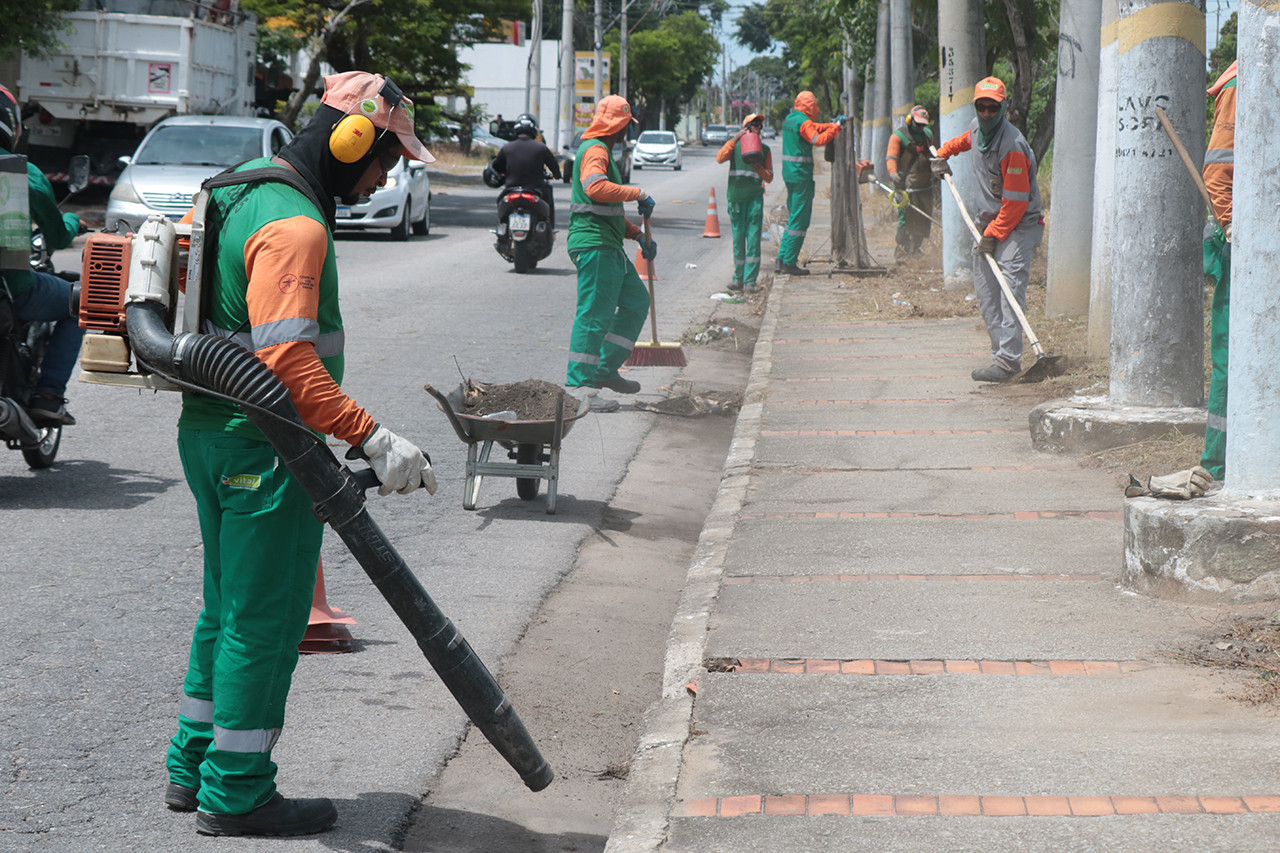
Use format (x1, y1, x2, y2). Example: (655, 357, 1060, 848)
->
(165, 71, 438, 838)
(717, 112, 773, 293)
(1128, 59, 1236, 502)
(886, 104, 935, 259)
(931, 77, 1044, 383)
(775, 90, 843, 276)
(564, 94, 656, 414)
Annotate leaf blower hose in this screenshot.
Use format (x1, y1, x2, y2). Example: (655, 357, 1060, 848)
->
(125, 300, 554, 792)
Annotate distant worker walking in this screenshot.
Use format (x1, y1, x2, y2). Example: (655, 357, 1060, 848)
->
(886, 105, 935, 258)
(932, 77, 1043, 383)
(775, 91, 843, 276)
(717, 113, 773, 293)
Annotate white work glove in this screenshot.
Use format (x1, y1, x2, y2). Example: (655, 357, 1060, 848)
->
(1145, 466, 1213, 500)
(361, 425, 438, 497)
(1224, 222, 1232, 243)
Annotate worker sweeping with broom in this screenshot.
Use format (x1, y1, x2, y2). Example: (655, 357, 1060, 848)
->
(931, 77, 1044, 383)
(563, 94, 658, 413)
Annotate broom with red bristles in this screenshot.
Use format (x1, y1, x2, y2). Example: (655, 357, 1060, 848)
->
(626, 216, 687, 367)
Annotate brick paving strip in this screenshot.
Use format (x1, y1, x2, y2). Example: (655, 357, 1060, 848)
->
(678, 794, 1280, 817)
(717, 658, 1155, 676)
(761, 429, 1019, 436)
(783, 375, 953, 381)
(772, 337, 910, 344)
(786, 353, 990, 360)
(723, 573, 1107, 584)
(772, 397, 964, 404)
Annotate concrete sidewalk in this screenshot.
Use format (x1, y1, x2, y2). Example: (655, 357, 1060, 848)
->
(606, 180, 1280, 852)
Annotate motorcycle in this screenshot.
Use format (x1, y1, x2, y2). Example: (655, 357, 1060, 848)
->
(485, 163, 555, 274)
(0, 155, 88, 469)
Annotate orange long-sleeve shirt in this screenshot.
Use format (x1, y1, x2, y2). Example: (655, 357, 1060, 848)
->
(937, 130, 1038, 242)
(1204, 61, 1236, 227)
(716, 135, 774, 183)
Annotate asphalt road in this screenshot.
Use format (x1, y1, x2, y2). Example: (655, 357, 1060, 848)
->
(0, 144, 739, 851)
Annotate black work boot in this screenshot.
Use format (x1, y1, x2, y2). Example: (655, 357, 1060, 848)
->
(971, 363, 1018, 383)
(164, 782, 198, 812)
(593, 371, 641, 394)
(777, 263, 810, 276)
(195, 793, 337, 837)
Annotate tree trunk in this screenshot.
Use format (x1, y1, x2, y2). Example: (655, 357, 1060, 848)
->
(278, 0, 373, 129)
(1029, 78, 1056, 166)
(1000, 0, 1036, 135)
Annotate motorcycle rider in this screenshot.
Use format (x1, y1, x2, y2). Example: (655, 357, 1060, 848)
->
(489, 113, 561, 228)
(0, 84, 84, 425)
(164, 71, 438, 837)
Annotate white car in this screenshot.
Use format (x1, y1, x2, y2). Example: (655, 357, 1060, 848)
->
(334, 157, 431, 240)
(631, 130, 683, 171)
(105, 116, 292, 231)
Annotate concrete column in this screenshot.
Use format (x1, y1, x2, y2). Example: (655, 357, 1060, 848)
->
(1087, 0, 1119, 356)
(889, 0, 913, 128)
(1108, 0, 1205, 408)
(1045, 0, 1102, 318)
(872, 0, 892, 183)
(557, 1, 575, 151)
(861, 61, 875, 162)
(936, 0, 984, 290)
(1226, 1, 1280, 494)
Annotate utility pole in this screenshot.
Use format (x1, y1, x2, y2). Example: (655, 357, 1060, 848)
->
(720, 44, 728, 123)
(936, 0, 984, 290)
(558, 0, 574, 151)
(889, 0, 912, 130)
(871, 0, 891, 183)
(620, 0, 629, 100)
(527, 0, 543, 121)
(1087, 0, 1119, 356)
(593, 0, 604, 103)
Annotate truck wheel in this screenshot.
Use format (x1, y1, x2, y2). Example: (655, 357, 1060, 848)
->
(391, 205, 410, 241)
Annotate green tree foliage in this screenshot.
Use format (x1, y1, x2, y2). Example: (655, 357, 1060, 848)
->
(0, 0, 81, 61)
(734, 0, 846, 117)
(1208, 11, 1236, 81)
(615, 10, 719, 129)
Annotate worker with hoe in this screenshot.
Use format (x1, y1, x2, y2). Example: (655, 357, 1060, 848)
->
(164, 71, 437, 837)
(774, 90, 843, 276)
(886, 104, 935, 258)
(716, 112, 774, 293)
(564, 94, 657, 413)
(0, 84, 84, 426)
(487, 112, 561, 227)
(931, 76, 1044, 383)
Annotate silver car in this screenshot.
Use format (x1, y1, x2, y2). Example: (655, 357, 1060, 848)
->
(632, 130, 682, 171)
(105, 116, 292, 231)
(333, 157, 431, 240)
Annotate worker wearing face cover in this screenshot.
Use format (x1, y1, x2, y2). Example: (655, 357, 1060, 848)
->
(165, 71, 437, 838)
(932, 76, 1044, 383)
(775, 90, 842, 276)
(886, 104, 935, 258)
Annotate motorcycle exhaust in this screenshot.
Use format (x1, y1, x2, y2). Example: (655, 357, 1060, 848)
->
(0, 397, 41, 444)
(124, 301, 554, 792)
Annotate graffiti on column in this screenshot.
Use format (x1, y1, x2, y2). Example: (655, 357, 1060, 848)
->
(1059, 33, 1083, 78)
(939, 45, 957, 100)
(1115, 93, 1174, 159)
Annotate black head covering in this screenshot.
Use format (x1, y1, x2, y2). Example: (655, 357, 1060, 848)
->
(276, 103, 401, 225)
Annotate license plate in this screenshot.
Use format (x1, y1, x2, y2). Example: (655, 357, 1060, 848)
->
(335, 205, 351, 219)
(509, 213, 531, 230)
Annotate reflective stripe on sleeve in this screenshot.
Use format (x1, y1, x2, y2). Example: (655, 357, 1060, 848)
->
(1204, 149, 1234, 165)
(569, 203, 625, 217)
(583, 172, 608, 187)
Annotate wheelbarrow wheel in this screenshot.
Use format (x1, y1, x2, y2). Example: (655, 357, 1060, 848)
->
(516, 443, 541, 500)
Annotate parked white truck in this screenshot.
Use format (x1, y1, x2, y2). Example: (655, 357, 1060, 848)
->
(16, 0, 256, 184)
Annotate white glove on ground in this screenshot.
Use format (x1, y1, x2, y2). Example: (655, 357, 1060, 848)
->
(1147, 465, 1213, 500)
(362, 425, 438, 497)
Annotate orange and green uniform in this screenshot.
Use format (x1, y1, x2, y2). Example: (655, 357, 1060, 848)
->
(565, 137, 648, 388)
(717, 135, 773, 289)
(167, 158, 375, 816)
(776, 91, 841, 268)
(1201, 60, 1236, 480)
(885, 125, 934, 252)
(937, 119, 1043, 373)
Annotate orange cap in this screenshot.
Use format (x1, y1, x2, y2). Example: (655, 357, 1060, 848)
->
(908, 105, 930, 125)
(742, 113, 764, 128)
(586, 95, 637, 137)
(973, 77, 1006, 104)
(322, 71, 434, 162)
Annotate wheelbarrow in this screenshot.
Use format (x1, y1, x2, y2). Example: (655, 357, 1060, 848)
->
(424, 383, 589, 514)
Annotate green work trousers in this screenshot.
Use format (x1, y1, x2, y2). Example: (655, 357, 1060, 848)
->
(167, 429, 323, 815)
(776, 179, 814, 268)
(565, 246, 650, 388)
(729, 195, 764, 289)
(1201, 235, 1230, 480)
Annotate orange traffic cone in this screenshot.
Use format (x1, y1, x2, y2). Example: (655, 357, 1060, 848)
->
(701, 187, 722, 238)
(633, 244, 659, 279)
(299, 558, 356, 654)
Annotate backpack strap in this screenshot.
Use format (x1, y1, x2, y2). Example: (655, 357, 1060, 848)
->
(201, 164, 326, 217)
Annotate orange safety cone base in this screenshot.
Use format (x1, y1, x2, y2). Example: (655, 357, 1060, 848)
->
(701, 187, 722, 238)
(300, 560, 356, 654)
(633, 245, 659, 278)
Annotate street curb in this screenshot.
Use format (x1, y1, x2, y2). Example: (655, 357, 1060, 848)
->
(604, 274, 788, 853)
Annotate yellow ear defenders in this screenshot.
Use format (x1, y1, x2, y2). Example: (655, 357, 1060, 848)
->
(328, 77, 407, 163)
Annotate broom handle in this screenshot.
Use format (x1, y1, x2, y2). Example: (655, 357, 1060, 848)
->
(1154, 106, 1220, 229)
(643, 216, 659, 346)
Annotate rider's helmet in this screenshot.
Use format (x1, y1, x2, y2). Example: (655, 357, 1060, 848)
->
(513, 113, 538, 137)
(0, 85, 22, 151)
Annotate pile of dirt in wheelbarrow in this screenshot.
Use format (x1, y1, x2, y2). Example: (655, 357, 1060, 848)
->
(461, 379, 568, 421)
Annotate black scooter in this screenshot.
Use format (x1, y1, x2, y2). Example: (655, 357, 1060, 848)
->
(0, 156, 88, 468)
(485, 164, 555, 274)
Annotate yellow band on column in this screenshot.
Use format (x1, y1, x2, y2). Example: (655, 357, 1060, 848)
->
(1118, 2, 1205, 55)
